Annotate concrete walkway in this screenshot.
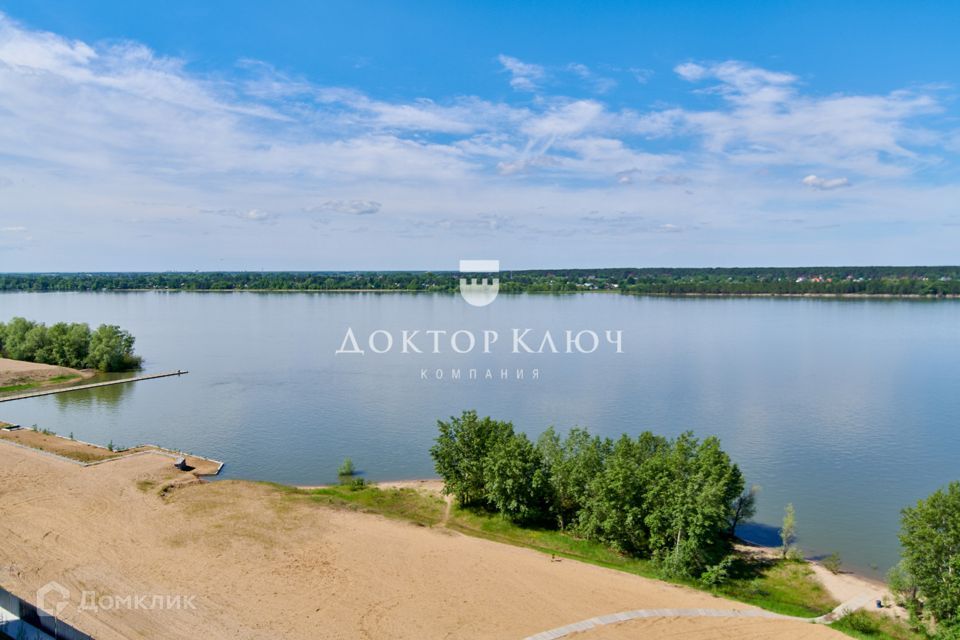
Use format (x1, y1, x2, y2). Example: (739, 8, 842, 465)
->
(522, 597, 870, 640)
(0, 370, 188, 402)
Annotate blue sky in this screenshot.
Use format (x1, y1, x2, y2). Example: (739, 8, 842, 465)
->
(0, 1, 958, 269)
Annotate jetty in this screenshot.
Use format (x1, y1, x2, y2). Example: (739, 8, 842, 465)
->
(0, 370, 188, 403)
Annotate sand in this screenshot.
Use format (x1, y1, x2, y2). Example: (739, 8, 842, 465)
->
(0, 357, 94, 389)
(0, 442, 848, 640)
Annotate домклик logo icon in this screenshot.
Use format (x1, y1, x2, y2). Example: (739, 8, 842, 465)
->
(458, 259, 499, 307)
(36, 581, 70, 618)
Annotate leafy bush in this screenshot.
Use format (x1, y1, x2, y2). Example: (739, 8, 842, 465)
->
(834, 610, 881, 634)
(338, 458, 355, 476)
(823, 552, 842, 574)
(699, 554, 736, 588)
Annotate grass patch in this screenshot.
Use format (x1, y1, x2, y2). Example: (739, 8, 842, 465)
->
(301, 484, 445, 526)
(0, 374, 81, 395)
(447, 505, 836, 617)
(48, 374, 81, 383)
(448, 505, 660, 576)
(136, 479, 157, 493)
(0, 382, 38, 393)
(717, 557, 835, 617)
(830, 610, 926, 640)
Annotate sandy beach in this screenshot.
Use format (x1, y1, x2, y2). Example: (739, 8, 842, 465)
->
(0, 357, 94, 390)
(0, 441, 850, 639)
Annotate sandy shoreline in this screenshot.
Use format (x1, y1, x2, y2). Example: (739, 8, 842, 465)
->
(327, 478, 898, 612)
(0, 357, 96, 391)
(0, 443, 850, 639)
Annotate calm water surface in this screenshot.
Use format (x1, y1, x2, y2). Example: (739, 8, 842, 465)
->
(1, 291, 957, 575)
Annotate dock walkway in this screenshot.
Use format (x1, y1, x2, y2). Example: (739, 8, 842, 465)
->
(0, 370, 188, 403)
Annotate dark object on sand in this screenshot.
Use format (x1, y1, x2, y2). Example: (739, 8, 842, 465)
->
(174, 457, 188, 470)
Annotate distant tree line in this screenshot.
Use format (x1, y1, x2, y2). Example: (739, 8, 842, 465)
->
(0, 317, 142, 372)
(0, 267, 958, 295)
(430, 411, 747, 579)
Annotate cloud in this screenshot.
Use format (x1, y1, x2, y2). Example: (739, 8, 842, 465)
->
(0, 13, 955, 269)
(206, 208, 277, 223)
(629, 68, 654, 84)
(497, 54, 545, 92)
(674, 60, 939, 176)
(1, 226, 26, 232)
(802, 175, 851, 190)
(306, 200, 382, 216)
(566, 63, 617, 94)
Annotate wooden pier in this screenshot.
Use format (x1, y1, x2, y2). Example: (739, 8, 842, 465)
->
(0, 370, 188, 403)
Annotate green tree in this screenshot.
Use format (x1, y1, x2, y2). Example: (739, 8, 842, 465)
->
(899, 481, 960, 626)
(483, 431, 549, 522)
(86, 324, 141, 372)
(537, 426, 608, 529)
(63, 322, 92, 368)
(429, 410, 514, 506)
(1, 317, 39, 360)
(730, 484, 760, 536)
(577, 433, 663, 555)
(22, 323, 51, 363)
(780, 503, 797, 558)
(644, 433, 744, 577)
(887, 559, 918, 609)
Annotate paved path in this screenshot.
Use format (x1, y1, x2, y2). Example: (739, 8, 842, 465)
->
(522, 597, 871, 640)
(0, 370, 188, 403)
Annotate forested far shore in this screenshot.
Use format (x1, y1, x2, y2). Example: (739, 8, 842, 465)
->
(0, 317, 142, 372)
(0, 267, 959, 296)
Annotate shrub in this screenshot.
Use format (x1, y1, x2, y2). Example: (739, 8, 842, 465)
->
(338, 458, 355, 476)
(823, 552, 842, 574)
(835, 610, 881, 634)
(699, 554, 736, 588)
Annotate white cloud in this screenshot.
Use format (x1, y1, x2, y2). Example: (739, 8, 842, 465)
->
(1, 226, 27, 232)
(306, 200, 382, 216)
(629, 68, 654, 84)
(802, 175, 851, 190)
(674, 60, 939, 176)
(567, 63, 617, 93)
(0, 13, 955, 269)
(497, 54, 545, 92)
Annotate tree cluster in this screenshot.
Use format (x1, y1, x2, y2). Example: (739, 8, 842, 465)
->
(895, 480, 960, 635)
(430, 410, 746, 578)
(0, 317, 142, 372)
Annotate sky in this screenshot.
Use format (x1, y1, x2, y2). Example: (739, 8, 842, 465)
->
(0, 0, 958, 270)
